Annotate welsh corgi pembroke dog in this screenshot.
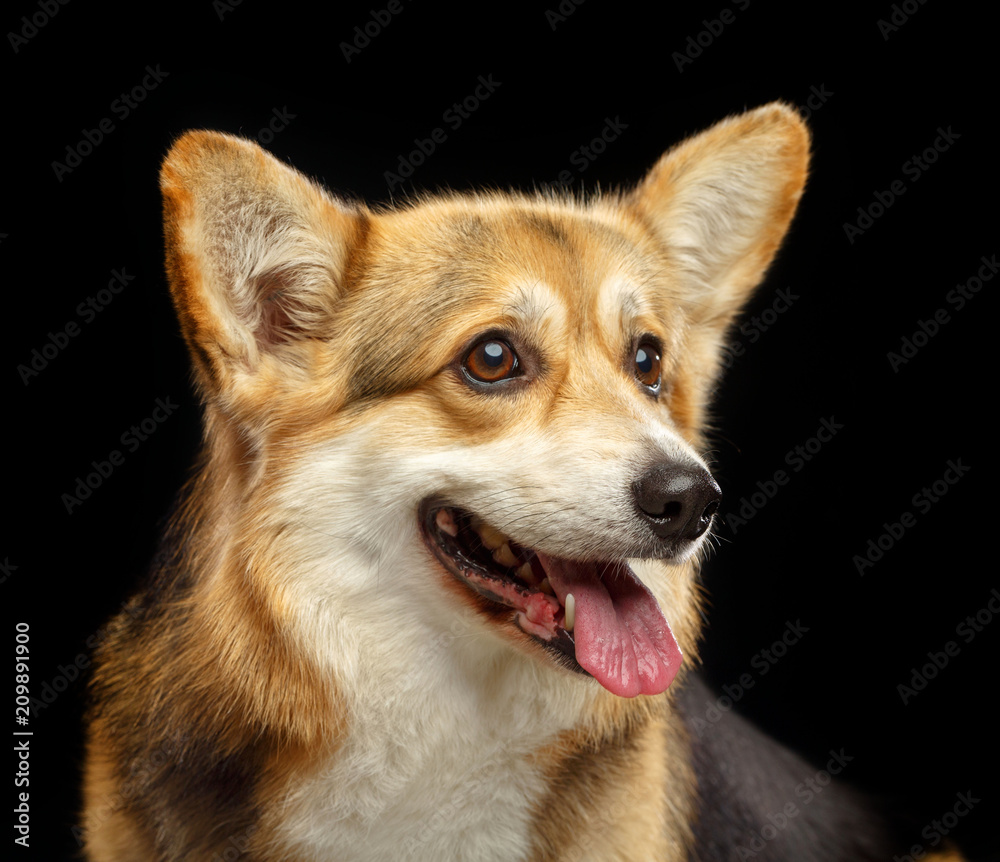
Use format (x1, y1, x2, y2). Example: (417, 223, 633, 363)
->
(81, 103, 965, 861)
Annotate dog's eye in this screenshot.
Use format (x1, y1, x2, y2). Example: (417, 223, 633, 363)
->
(634, 342, 661, 390)
(465, 338, 519, 383)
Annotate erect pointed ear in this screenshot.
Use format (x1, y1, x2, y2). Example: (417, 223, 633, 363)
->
(160, 131, 365, 400)
(631, 102, 809, 332)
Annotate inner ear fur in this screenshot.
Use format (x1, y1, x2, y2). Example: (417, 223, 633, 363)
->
(160, 131, 365, 396)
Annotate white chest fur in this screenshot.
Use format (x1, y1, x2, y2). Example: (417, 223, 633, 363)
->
(275, 595, 595, 862)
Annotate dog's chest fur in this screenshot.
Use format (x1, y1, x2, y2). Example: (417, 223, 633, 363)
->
(280, 715, 548, 861)
(268, 619, 685, 861)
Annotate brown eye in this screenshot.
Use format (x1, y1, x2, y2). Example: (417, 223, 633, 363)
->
(634, 342, 661, 390)
(465, 338, 518, 383)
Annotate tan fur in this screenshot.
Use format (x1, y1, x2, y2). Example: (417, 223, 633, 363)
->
(83, 104, 952, 862)
(526, 689, 696, 860)
(80, 736, 157, 862)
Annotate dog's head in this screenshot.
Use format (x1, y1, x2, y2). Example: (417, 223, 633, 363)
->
(160, 104, 808, 700)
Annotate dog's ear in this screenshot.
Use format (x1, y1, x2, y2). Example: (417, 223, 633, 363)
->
(160, 131, 364, 402)
(631, 102, 809, 334)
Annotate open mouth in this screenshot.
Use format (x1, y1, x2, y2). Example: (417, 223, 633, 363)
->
(420, 502, 684, 697)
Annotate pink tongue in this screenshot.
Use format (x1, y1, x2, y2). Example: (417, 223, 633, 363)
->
(537, 554, 682, 698)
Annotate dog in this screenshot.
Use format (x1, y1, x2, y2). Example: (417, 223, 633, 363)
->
(81, 103, 965, 861)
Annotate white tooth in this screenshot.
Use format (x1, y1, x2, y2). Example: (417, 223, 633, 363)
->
(493, 542, 518, 568)
(477, 522, 507, 551)
(435, 508, 458, 537)
(538, 577, 554, 596)
(564, 593, 575, 632)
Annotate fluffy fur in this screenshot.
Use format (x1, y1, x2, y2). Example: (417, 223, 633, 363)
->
(81, 103, 963, 861)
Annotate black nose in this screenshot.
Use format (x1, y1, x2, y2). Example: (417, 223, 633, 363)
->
(632, 462, 722, 543)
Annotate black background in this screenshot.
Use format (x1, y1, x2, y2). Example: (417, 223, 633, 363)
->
(7, 1, 996, 859)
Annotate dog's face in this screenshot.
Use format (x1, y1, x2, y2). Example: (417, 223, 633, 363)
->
(331, 199, 724, 698)
(160, 104, 808, 700)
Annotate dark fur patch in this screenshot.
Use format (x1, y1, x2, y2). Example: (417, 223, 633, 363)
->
(677, 674, 911, 861)
(519, 212, 570, 247)
(84, 473, 338, 860)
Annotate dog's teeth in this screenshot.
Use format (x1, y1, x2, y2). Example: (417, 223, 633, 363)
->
(539, 577, 554, 596)
(476, 522, 507, 551)
(564, 593, 575, 632)
(516, 562, 536, 585)
(435, 508, 458, 537)
(493, 542, 519, 568)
